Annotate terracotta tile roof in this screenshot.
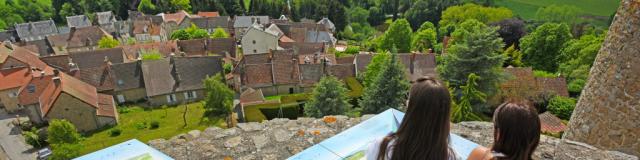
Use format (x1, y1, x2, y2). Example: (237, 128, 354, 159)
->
(46, 33, 69, 49)
(66, 26, 111, 48)
(162, 10, 190, 24)
(110, 61, 144, 91)
(132, 19, 162, 35)
(0, 67, 31, 90)
(40, 55, 71, 71)
(191, 16, 230, 30)
(97, 93, 117, 117)
(536, 77, 570, 97)
(63, 48, 125, 91)
(206, 38, 236, 57)
(279, 42, 324, 55)
(0, 43, 54, 75)
(240, 88, 265, 103)
(141, 59, 175, 97)
(328, 64, 355, 79)
(197, 12, 219, 17)
(40, 72, 116, 118)
(243, 64, 273, 87)
(539, 112, 567, 134)
(244, 53, 271, 64)
(18, 75, 53, 105)
(336, 56, 355, 64)
(120, 41, 178, 61)
(279, 35, 295, 43)
(272, 50, 300, 85)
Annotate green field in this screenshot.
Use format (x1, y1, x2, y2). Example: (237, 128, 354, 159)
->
(79, 103, 224, 155)
(496, 0, 620, 20)
(495, 0, 621, 27)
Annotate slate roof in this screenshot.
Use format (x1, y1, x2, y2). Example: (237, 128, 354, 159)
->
(66, 15, 92, 28)
(141, 56, 223, 96)
(120, 41, 178, 60)
(197, 12, 219, 17)
(191, 16, 230, 29)
(305, 30, 336, 45)
(15, 20, 58, 41)
(41, 48, 125, 91)
(173, 56, 223, 91)
(317, 18, 336, 32)
(141, 59, 175, 97)
(0, 30, 18, 42)
(96, 11, 117, 25)
(47, 33, 70, 49)
(265, 24, 284, 37)
(66, 26, 111, 48)
(178, 39, 207, 56)
(110, 61, 144, 91)
(234, 16, 269, 28)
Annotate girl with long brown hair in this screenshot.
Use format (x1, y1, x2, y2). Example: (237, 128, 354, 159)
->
(467, 102, 541, 160)
(365, 76, 458, 160)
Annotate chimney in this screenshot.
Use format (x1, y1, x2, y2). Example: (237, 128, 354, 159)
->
(68, 27, 77, 41)
(52, 76, 61, 86)
(40, 71, 45, 77)
(53, 69, 60, 76)
(69, 58, 79, 72)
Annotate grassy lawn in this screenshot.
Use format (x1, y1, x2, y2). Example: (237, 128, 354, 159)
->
(79, 102, 225, 155)
(495, 0, 620, 27)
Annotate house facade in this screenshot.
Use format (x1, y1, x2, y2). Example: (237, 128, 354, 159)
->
(110, 61, 146, 104)
(241, 27, 278, 55)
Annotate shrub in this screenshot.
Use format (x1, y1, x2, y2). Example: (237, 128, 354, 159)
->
(23, 127, 45, 148)
(134, 122, 147, 130)
(109, 128, 122, 137)
(547, 96, 577, 120)
(344, 46, 360, 55)
(149, 121, 160, 129)
(533, 70, 558, 78)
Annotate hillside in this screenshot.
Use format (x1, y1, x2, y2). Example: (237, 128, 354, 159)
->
(496, 0, 620, 26)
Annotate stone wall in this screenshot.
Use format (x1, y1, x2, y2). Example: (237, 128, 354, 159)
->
(148, 117, 637, 160)
(563, 0, 640, 156)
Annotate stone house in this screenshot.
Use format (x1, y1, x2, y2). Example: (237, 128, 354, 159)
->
(241, 27, 279, 55)
(141, 56, 223, 106)
(233, 16, 270, 38)
(110, 61, 146, 104)
(161, 10, 192, 36)
(15, 20, 59, 42)
(96, 11, 130, 38)
(67, 26, 112, 52)
(132, 16, 168, 42)
(0, 68, 31, 113)
(34, 71, 118, 132)
(66, 15, 92, 28)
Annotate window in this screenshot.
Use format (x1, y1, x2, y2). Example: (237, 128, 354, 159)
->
(116, 95, 125, 103)
(27, 85, 35, 93)
(253, 49, 257, 53)
(166, 94, 177, 103)
(184, 91, 197, 99)
(252, 40, 256, 44)
(7, 92, 17, 98)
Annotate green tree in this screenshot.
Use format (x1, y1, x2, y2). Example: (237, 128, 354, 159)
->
(558, 33, 605, 94)
(170, 0, 192, 12)
(50, 143, 81, 160)
(58, 2, 82, 21)
(171, 24, 209, 40)
(47, 119, 81, 145)
(404, 0, 430, 30)
(328, 1, 347, 31)
(367, 7, 385, 26)
(520, 23, 572, 72)
(140, 49, 163, 60)
(138, 0, 158, 14)
(451, 73, 485, 123)
(439, 19, 505, 97)
(304, 76, 351, 118)
(378, 19, 412, 53)
(203, 73, 234, 126)
(361, 52, 389, 87)
(439, 3, 513, 29)
(98, 36, 119, 49)
(360, 53, 410, 114)
(210, 27, 230, 38)
(535, 5, 580, 25)
(23, 127, 43, 148)
(547, 96, 577, 120)
(411, 24, 437, 52)
(348, 7, 369, 24)
(502, 45, 523, 67)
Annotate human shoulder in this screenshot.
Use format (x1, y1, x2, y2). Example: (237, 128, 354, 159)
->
(467, 146, 491, 160)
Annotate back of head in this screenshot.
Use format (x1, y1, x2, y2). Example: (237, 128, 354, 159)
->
(492, 102, 541, 160)
(378, 76, 453, 160)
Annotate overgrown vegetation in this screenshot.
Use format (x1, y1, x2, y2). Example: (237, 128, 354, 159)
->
(304, 76, 351, 118)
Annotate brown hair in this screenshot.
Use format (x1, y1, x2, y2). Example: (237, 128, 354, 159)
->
(377, 76, 454, 160)
(491, 102, 541, 160)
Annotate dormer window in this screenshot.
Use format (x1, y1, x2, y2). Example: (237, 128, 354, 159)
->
(27, 84, 36, 93)
(252, 40, 256, 44)
(117, 80, 124, 86)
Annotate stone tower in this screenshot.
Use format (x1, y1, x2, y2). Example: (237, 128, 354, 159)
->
(563, 0, 640, 156)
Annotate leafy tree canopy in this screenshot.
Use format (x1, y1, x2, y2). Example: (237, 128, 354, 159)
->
(98, 36, 119, 49)
(47, 119, 81, 145)
(439, 3, 513, 30)
(535, 4, 580, 25)
(304, 76, 351, 118)
(210, 27, 230, 38)
(203, 73, 234, 116)
(520, 23, 572, 72)
(451, 73, 485, 123)
(378, 19, 413, 53)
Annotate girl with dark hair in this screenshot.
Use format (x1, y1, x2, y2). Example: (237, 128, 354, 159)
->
(365, 76, 458, 160)
(467, 102, 541, 160)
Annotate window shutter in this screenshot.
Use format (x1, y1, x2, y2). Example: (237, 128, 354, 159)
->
(184, 92, 189, 99)
(192, 91, 197, 98)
